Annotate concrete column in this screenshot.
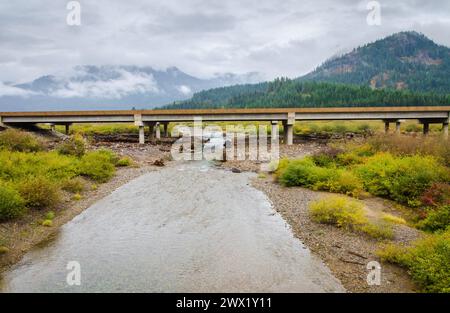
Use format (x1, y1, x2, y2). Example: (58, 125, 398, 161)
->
(384, 121, 390, 134)
(443, 123, 449, 139)
(163, 123, 169, 137)
(148, 123, 154, 140)
(155, 122, 161, 140)
(423, 123, 430, 135)
(50, 123, 56, 132)
(286, 124, 293, 145)
(65, 124, 70, 135)
(395, 121, 401, 135)
(285, 112, 295, 146)
(139, 125, 145, 144)
(271, 121, 278, 140)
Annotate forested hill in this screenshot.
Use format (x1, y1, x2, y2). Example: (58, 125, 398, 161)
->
(301, 31, 450, 94)
(161, 79, 450, 109)
(161, 32, 450, 110)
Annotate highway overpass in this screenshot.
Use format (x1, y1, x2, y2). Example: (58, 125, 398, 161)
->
(1, 106, 449, 144)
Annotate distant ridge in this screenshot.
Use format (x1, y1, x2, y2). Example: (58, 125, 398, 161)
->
(162, 32, 450, 110)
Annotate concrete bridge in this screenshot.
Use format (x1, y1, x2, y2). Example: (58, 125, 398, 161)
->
(1, 106, 449, 145)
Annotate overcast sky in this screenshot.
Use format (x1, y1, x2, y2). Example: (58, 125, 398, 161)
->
(0, 0, 449, 83)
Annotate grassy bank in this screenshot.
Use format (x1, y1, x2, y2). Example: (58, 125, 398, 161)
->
(0, 129, 128, 225)
(274, 134, 450, 292)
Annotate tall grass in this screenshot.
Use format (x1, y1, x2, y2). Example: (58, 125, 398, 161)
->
(0, 130, 119, 221)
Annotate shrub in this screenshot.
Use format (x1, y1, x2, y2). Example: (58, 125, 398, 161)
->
(309, 196, 394, 239)
(378, 229, 450, 293)
(0, 183, 26, 221)
(355, 153, 449, 206)
(0, 150, 80, 182)
(359, 222, 394, 240)
(280, 158, 363, 196)
(61, 177, 85, 193)
(420, 183, 450, 207)
(327, 171, 363, 197)
(309, 196, 367, 230)
(116, 157, 133, 167)
(41, 219, 53, 227)
(0, 129, 43, 152)
(418, 205, 450, 232)
(79, 151, 116, 182)
(311, 147, 343, 167)
(72, 193, 82, 201)
(57, 134, 85, 157)
(18, 176, 60, 209)
(45, 211, 55, 220)
(382, 213, 407, 225)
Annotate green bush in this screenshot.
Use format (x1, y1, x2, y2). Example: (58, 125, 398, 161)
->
(309, 196, 368, 230)
(355, 153, 449, 206)
(378, 229, 450, 293)
(359, 222, 394, 240)
(279, 158, 362, 196)
(116, 157, 133, 167)
(18, 176, 60, 209)
(61, 177, 85, 193)
(79, 151, 116, 182)
(309, 196, 394, 239)
(0, 183, 26, 221)
(0, 150, 80, 182)
(57, 135, 86, 157)
(0, 129, 43, 152)
(418, 205, 450, 232)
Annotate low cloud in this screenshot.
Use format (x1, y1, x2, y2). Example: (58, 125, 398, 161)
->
(50, 69, 160, 99)
(0, 82, 36, 97)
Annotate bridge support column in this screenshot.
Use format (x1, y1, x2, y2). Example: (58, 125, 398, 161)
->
(134, 113, 145, 144)
(50, 123, 56, 132)
(148, 123, 154, 141)
(65, 124, 71, 135)
(155, 122, 161, 140)
(395, 120, 401, 135)
(271, 121, 278, 140)
(163, 123, 169, 138)
(423, 123, 430, 136)
(384, 121, 390, 134)
(138, 126, 145, 144)
(284, 112, 295, 146)
(443, 123, 449, 139)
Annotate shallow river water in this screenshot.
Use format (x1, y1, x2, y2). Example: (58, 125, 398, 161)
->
(1, 162, 344, 292)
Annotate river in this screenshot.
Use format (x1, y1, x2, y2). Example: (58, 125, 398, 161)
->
(1, 162, 344, 292)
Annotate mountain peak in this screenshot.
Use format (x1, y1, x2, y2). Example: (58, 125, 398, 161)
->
(302, 32, 450, 93)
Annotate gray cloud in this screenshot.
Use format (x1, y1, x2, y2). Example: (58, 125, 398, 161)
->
(0, 0, 449, 84)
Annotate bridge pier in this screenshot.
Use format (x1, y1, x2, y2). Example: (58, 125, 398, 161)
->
(155, 122, 161, 140)
(395, 120, 401, 135)
(64, 123, 71, 135)
(283, 112, 295, 145)
(271, 121, 278, 140)
(163, 122, 169, 137)
(138, 125, 145, 144)
(423, 123, 430, 135)
(384, 121, 390, 134)
(147, 123, 154, 141)
(443, 123, 449, 139)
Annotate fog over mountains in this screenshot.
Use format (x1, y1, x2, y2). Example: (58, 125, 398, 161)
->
(0, 66, 264, 111)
